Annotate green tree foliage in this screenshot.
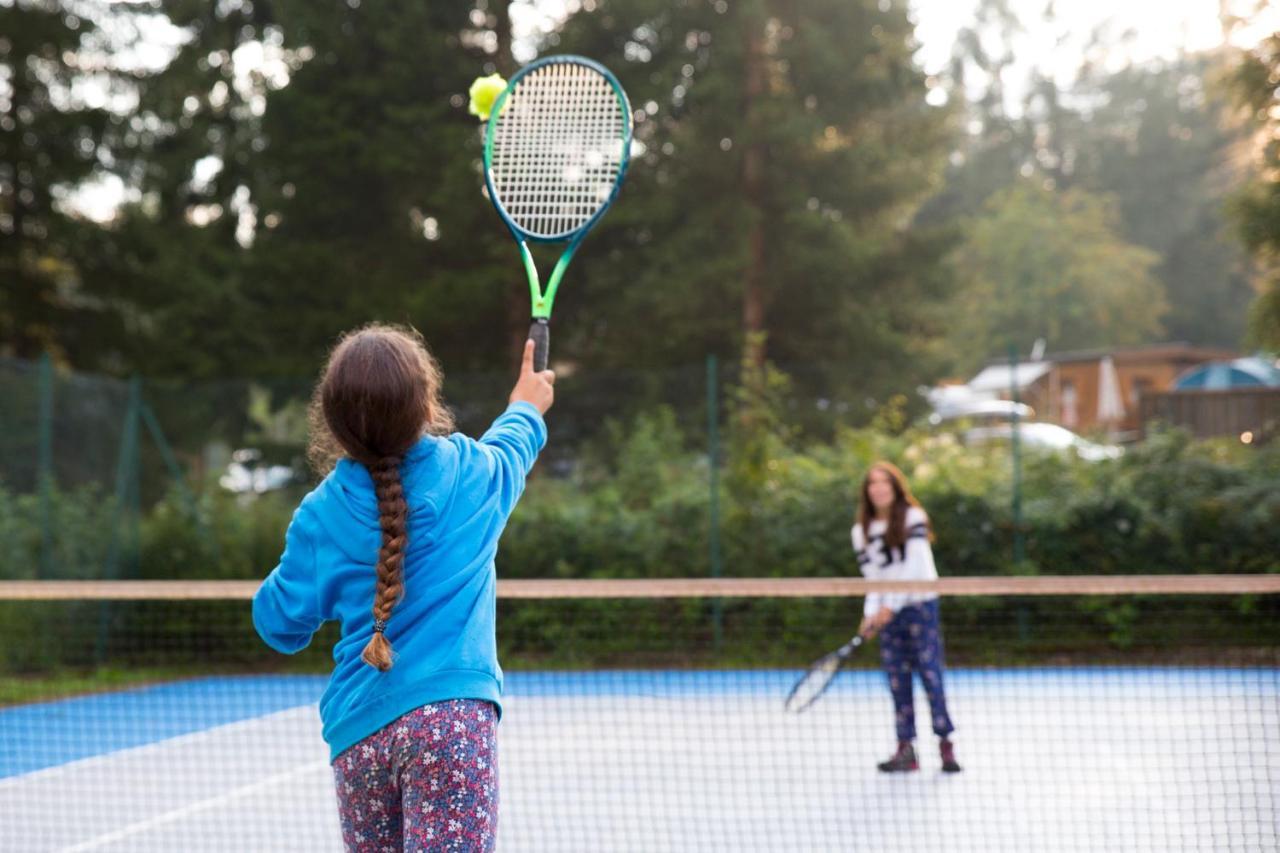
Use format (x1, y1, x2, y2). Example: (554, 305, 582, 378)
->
(95, 1, 278, 377)
(99, 2, 514, 377)
(945, 181, 1165, 370)
(930, 0, 1255, 354)
(1229, 32, 1280, 349)
(4, 1, 1266, 384)
(240, 1, 515, 377)
(1066, 58, 1254, 347)
(548, 0, 956, 401)
(11, 417, 1276, 582)
(0, 1, 116, 363)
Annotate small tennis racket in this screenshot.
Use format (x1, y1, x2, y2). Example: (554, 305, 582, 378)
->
(483, 55, 633, 371)
(784, 635, 864, 713)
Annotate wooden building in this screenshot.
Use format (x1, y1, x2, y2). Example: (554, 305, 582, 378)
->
(969, 344, 1235, 437)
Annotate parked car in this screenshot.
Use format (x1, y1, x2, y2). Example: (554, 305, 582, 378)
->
(926, 398, 1035, 426)
(963, 422, 1123, 462)
(219, 448, 298, 494)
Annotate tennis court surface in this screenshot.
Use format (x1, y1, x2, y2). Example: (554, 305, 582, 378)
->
(1, 577, 1276, 851)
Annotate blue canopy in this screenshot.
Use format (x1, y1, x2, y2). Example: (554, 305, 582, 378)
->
(1174, 357, 1280, 390)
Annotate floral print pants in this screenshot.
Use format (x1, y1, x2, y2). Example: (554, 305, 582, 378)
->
(879, 600, 956, 742)
(332, 700, 498, 852)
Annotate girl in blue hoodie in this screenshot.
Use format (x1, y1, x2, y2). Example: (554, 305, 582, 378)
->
(253, 324, 553, 852)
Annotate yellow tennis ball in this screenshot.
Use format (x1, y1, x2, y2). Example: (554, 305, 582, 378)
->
(468, 73, 508, 121)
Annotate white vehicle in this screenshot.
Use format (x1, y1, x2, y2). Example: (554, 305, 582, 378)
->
(219, 449, 297, 494)
(964, 422, 1123, 462)
(927, 398, 1035, 426)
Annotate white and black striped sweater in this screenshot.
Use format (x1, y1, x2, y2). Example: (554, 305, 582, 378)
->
(851, 506, 939, 619)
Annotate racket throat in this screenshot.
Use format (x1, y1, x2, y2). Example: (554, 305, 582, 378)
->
(520, 243, 548, 316)
(542, 245, 577, 314)
(523, 240, 579, 319)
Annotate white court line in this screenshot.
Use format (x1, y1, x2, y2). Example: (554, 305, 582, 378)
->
(0, 705, 316, 789)
(57, 759, 330, 852)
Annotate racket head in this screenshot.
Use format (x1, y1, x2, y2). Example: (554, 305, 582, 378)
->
(783, 636, 862, 713)
(483, 55, 632, 244)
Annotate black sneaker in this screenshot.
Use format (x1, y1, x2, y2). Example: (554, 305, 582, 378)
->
(877, 741, 919, 772)
(940, 738, 962, 773)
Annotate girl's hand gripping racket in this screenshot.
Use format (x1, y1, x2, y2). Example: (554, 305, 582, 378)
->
(482, 56, 632, 370)
(784, 635, 865, 713)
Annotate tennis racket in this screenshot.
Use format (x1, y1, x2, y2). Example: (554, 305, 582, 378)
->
(783, 635, 864, 713)
(483, 55, 633, 371)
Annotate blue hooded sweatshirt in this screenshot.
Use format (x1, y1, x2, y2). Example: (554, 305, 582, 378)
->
(252, 401, 546, 761)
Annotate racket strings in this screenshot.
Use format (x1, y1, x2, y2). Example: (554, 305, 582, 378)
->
(490, 62, 626, 239)
(785, 653, 843, 712)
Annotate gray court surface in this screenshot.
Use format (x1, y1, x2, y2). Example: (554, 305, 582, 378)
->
(2, 669, 1276, 852)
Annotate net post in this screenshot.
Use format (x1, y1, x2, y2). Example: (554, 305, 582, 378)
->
(37, 352, 54, 579)
(100, 376, 142, 662)
(1008, 343, 1024, 566)
(707, 354, 724, 652)
(139, 399, 218, 560)
(105, 377, 143, 581)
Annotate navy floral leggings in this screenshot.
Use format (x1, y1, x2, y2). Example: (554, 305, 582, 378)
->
(332, 700, 498, 852)
(879, 600, 956, 742)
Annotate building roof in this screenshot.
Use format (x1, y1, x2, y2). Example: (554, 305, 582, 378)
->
(968, 361, 1052, 394)
(978, 343, 1239, 370)
(1039, 343, 1237, 365)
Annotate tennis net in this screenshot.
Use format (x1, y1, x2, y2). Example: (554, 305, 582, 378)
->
(1, 575, 1276, 852)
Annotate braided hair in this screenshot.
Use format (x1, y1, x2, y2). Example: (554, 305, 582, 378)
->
(309, 324, 454, 671)
(363, 455, 408, 669)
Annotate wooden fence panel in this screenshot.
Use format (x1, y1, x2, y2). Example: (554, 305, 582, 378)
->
(1140, 388, 1280, 440)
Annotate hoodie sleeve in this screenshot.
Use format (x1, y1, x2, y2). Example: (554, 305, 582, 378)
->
(477, 401, 548, 517)
(253, 507, 323, 654)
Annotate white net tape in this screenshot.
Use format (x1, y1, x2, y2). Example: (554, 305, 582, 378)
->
(489, 62, 627, 239)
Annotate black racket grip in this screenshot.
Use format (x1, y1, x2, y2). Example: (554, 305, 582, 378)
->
(529, 319, 550, 372)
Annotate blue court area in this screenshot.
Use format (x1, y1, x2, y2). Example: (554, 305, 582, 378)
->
(0, 676, 327, 778)
(2, 668, 1277, 851)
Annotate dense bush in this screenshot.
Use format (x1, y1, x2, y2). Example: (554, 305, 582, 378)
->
(501, 419, 1280, 581)
(3, 413, 1276, 674)
(2, 417, 1277, 583)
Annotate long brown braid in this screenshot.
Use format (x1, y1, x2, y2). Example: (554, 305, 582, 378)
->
(309, 324, 454, 671)
(364, 455, 408, 670)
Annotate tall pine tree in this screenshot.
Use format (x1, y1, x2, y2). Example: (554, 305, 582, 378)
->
(1, 1, 115, 363)
(91, 0, 277, 376)
(242, 0, 516, 376)
(1230, 31, 1280, 350)
(547, 0, 955, 405)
